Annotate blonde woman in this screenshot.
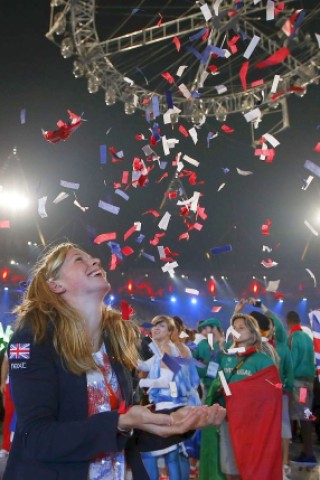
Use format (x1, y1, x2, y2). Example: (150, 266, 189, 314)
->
(217, 314, 283, 480)
(4, 243, 225, 480)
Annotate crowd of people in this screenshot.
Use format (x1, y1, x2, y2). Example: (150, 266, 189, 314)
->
(0, 242, 318, 480)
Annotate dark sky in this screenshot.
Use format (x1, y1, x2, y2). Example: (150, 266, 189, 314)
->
(0, 0, 320, 324)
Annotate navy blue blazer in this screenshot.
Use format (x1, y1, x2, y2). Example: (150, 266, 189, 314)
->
(4, 325, 151, 480)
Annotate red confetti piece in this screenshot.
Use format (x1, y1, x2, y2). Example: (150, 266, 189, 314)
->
(221, 124, 234, 133)
(271, 85, 305, 101)
(109, 253, 120, 271)
(150, 232, 166, 246)
(124, 224, 138, 242)
(161, 72, 175, 84)
(156, 172, 169, 184)
(142, 209, 160, 217)
(197, 206, 207, 221)
(0, 220, 10, 229)
(173, 36, 181, 52)
(202, 28, 210, 41)
(122, 246, 134, 256)
(256, 47, 290, 68)
(212, 306, 222, 313)
(93, 232, 117, 244)
(251, 79, 264, 88)
(179, 232, 189, 241)
(239, 61, 249, 91)
(261, 219, 272, 236)
(178, 125, 189, 137)
(135, 134, 145, 140)
(208, 64, 218, 74)
(121, 300, 134, 321)
(314, 142, 320, 153)
(157, 13, 163, 27)
(122, 171, 129, 184)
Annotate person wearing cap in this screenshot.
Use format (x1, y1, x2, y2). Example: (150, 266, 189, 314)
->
(192, 318, 225, 400)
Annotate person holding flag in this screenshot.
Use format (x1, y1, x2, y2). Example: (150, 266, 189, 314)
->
(207, 311, 283, 480)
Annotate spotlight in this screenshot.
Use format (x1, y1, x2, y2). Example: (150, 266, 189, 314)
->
(302, 297, 307, 301)
(10, 260, 15, 265)
(110, 295, 115, 301)
(53, 12, 66, 35)
(191, 297, 197, 304)
(170, 296, 177, 303)
(60, 37, 74, 59)
(279, 299, 284, 303)
(105, 87, 117, 106)
(72, 60, 85, 78)
(4, 287, 8, 291)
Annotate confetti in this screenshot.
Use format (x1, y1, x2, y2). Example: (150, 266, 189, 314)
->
(305, 268, 317, 287)
(236, 168, 253, 176)
(261, 259, 278, 268)
(211, 245, 232, 255)
(38, 196, 48, 218)
(266, 280, 280, 292)
(301, 176, 314, 191)
(256, 47, 290, 68)
(304, 220, 319, 237)
(185, 288, 199, 296)
(20, 108, 26, 125)
(218, 371, 232, 396)
(173, 36, 181, 52)
(53, 192, 69, 204)
(304, 160, 320, 178)
(158, 212, 171, 231)
(243, 35, 260, 59)
(94, 233, 117, 244)
(60, 180, 80, 190)
(98, 200, 120, 215)
(100, 144, 107, 164)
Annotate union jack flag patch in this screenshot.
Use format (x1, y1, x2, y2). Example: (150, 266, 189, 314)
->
(10, 343, 30, 360)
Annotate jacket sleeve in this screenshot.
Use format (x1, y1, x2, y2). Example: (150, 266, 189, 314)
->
(9, 330, 129, 463)
(282, 346, 294, 392)
(265, 309, 287, 345)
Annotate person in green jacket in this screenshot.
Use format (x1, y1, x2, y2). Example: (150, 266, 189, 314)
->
(286, 310, 316, 465)
(192, 318, 224, 400)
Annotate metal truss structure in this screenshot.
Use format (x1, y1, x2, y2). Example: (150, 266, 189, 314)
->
(47, 0, 320, 131)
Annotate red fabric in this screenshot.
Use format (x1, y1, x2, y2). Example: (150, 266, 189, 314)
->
(289, 325, 303, 335)
(2, 384, 15, 451)
(226, 365, 282, 480)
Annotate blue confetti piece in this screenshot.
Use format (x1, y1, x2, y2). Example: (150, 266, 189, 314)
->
(166, 91, 173, 109)
(175, 357, 206, 369)
(185, 45, 202, 61)
(141, 252, 155, 262)
(135, 234, 145, 244)
(162, 353, 181, 374)
(152, 96, 160, 118)
(189, 28, 208, 42)
(152, 123, 161, 142)
(100, 144, 107, 164)
(290, 10, 305, 38)
(222, 167, 230, 174)
(210, 245, 233, 255)
(159, 161, 167, 170)
(145, 108, 151, 123)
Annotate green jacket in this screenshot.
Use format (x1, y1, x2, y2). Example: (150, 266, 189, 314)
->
(266, 310, 294, 392)
(214, 351, 275, 407)
(193, 339, 220, 387)
(288, 329, 315, 379)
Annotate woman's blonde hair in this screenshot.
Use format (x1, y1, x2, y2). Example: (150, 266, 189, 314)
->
(151, 314, 175, 333)
(14, 243, 139, 375)
(231, 313, 262, 350)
